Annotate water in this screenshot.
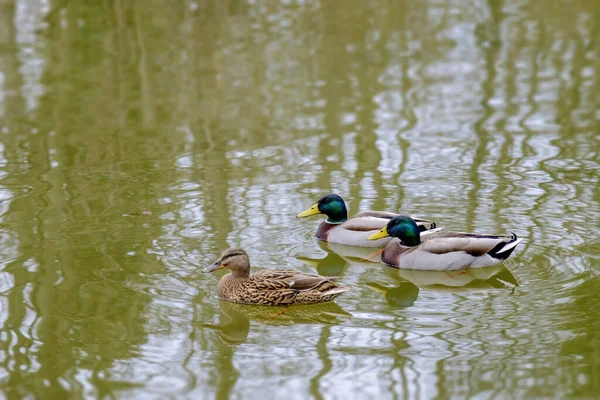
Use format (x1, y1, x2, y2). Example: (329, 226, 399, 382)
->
(0, 0, 598, 398)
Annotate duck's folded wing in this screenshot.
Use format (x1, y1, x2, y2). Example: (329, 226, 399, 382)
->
(289, 275, 340, 291)
(427, 231, 513, 240)
(253, 270, 339, 291)
(418, 236, 507, 256)
(353, 211, 398, 219)
(349, 211, 436, 231)
(342, 211, 397, 231)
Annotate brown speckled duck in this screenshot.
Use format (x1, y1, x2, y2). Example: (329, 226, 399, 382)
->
(297, 194, 437, 248)
(202, 248, 352, 305)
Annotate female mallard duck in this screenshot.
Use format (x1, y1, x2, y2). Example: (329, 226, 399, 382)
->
(367, 215, 523, 270)
(297, 194, 437, 248)
(202, 247, 352, 305)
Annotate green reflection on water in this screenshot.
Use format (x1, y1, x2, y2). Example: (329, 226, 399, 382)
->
(0, 0, 598, 398)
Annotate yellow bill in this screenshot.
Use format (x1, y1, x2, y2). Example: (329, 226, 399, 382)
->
(367, 227, 389, 240)
(296, 204, 320, 218)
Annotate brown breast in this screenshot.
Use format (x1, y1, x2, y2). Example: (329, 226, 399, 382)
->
(381, 240, 411, 266)
(316, 222, 337, 241)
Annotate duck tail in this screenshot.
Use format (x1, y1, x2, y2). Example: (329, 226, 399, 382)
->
(326, 285, 353, 295)
(488, 232, 524, 260)
(421, 227, 444, 237)
(417, 219, 437, 232)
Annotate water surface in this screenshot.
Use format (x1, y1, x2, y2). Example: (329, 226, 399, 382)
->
(0, 0, 599, 398)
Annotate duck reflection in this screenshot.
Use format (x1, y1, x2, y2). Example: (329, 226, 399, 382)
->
(366, 281, 420, 308)
(297, 240, 518, 311)
(295, 241, 349, 276)
(380, 264, 519, 289)
(323, 240, 519, 289)
(202, 301, 252, 345)
(366, 265, 518, 309)
(317, 240, 519, 309)
(308, 244, 421, 309)
(326, 242, 385, 267)
(203, 299, 351, 345)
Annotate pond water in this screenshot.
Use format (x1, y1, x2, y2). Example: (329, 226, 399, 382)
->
(0, 0, 599, 398)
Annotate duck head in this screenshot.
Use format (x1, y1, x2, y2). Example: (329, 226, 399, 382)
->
(296, 194, 348, 224)
(203, 247, 251, 278)
(367, 215, 421, 246)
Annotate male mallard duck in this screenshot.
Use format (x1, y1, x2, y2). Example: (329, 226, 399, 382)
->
(202, 247, 352, 305)
(297, 194, 437, 248)
(367, 215, 523, 270)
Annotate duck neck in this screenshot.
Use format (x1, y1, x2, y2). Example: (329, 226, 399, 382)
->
(220, 270, 250, 296)
(400, 236, 421, 247)
(399, 227, 421, 246)
(230, 267, 250, 280)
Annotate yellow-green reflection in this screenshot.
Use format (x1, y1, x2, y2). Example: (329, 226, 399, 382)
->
(380, 264, 519, 289)
(296, 241, 350, 277)
(203, 300, 351, 345)
(0, 0, 598, 398)
(366, 281, 420, 308)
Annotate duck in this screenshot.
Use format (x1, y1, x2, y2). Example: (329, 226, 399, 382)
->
(296, 194, 437, 248)
(367, 215, 523, 270)
(202, 247, 352, 305)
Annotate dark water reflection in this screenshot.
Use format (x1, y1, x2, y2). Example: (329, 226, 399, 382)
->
(0, 0, 598, 398)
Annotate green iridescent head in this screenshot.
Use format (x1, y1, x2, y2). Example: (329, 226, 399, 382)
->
(367, 215, 421, 246)
(297, 194, 348, 224)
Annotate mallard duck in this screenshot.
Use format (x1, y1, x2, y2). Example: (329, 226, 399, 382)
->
(367, 215, 523, 270)
(296, 194, 437, 247)
(202, 247, 352, 305)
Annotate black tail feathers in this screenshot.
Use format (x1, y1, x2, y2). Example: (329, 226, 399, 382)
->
(488, 232, 522, 260)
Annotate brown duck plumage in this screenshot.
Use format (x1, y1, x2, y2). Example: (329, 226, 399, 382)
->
(203, 248, 352, 305)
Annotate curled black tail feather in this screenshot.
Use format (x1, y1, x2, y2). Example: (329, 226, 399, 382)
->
(418, 221, 436, 232)
(488, 232, 520, 260)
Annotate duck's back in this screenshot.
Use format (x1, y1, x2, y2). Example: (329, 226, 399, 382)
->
(322, 211, 436, 248)
(381, 232, 521, 270)
(218, 270, 351, 305)
(319, 211, 395, 247)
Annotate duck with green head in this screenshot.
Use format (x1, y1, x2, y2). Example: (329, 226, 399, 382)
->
(367, 215, 523, 270)
(297, 194, 437, 248)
